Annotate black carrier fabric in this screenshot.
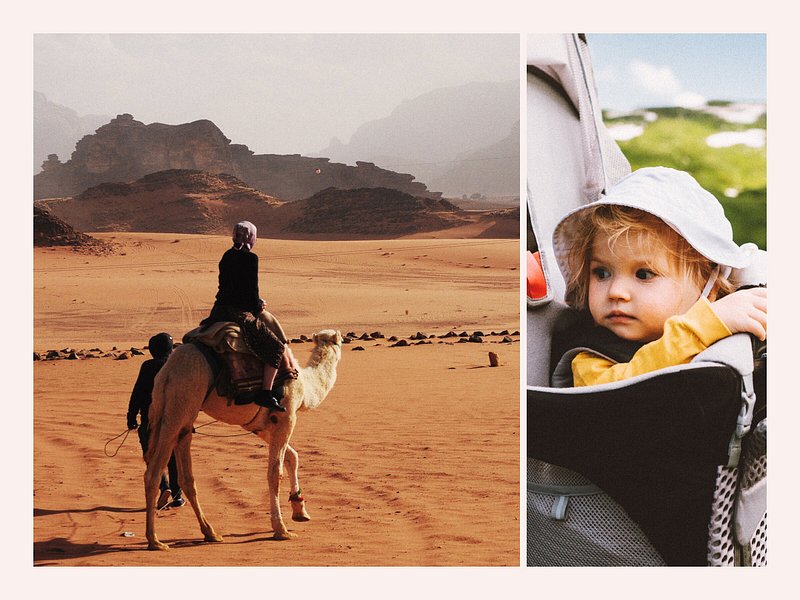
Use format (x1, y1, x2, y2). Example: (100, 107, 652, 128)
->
(549, 310, 646, 376)
(527, 365, 742, 566)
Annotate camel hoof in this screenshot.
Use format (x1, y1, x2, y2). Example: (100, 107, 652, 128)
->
(204, 533, 224, 543)
(272, 530, 298, 540)
(292, 512, 311, 522)
(148, 541, 170, 551)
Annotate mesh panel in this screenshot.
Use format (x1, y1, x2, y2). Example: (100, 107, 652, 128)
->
(741, 420, 767, 566)
(750, 514, 767, 566)
(707, 466, 738, 565)
(527, 458, 665, 566)
(741, 421, 767, 488)
(529, 458, 593, 486)
(706, 420, 767, 566)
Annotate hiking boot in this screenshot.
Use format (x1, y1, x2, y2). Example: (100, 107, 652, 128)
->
(254, 390, 286, 413)
(157, 489, 172, 510)
(170, 496, 186, 508)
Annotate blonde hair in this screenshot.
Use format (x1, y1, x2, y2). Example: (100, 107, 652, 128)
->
(563, 205, 734, 309)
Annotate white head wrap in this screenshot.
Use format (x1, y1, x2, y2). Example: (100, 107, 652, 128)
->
(232, 221, 257, 250)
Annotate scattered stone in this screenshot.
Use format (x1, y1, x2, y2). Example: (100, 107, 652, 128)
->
(370, 331, 385, 339)
(501, 336, 513, 343)
(489, 352, 500, 367)
(46, 350, 61, 359)
(359, 333, 373, 341)
(499, 330, 510, 336)
(468, 334, 483, 343)
(66, 351, 80, 360)
(300, 334, 310, 342)
(472, 331, 484, 337)
(290, 338, 305, 344)
(34, 352, 41, 361)
(458, 331, 469, 337)
(131, 348, 145, 355)
(439, 331, 458, 338)
(391, 339, 409, 347)
(352, 346, 365, 351)
(388, 336, 398, 342)
(346, 331, 358, 339)
(115, 351, 131, 360)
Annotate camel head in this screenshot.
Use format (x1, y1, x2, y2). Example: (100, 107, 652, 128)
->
(312, 329, 343, 360)
(296, 330, 342, 411)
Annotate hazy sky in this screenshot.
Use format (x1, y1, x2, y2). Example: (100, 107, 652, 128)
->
(34, 33, 519, 156)
(586, 33, 766, 111)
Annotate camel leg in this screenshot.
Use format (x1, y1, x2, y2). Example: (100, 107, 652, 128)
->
(144, 435, 176, 551)
(173, 428, 223, 544)
(285, 444, 311, 522)
(263, 413, 297, 539)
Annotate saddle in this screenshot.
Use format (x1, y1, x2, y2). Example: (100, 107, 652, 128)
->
(183, 322, 298, 405)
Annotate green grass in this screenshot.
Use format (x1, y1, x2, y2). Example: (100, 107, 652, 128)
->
(606, 108, 767, 249)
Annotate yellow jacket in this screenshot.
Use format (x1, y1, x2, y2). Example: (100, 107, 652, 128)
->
(572, 298, 731, 387)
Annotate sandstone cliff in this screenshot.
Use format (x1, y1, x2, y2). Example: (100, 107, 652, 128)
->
(33, 114, 439, 201)
(34, 170, 488, 238)
(279, 187, 469, 236)
(37, 170, 281, 234)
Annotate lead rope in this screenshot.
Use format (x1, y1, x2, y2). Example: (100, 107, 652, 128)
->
(104, 428, 133, 457)
(194, 419, 255, 437)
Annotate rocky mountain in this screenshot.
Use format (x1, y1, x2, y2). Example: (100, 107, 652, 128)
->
(36, 170, 281, 234)
(315, 80, 519, 197)
(280, 187, 469, 236)
(34, 92, 110, 174)
(33, 114, 438, 201)
(33, 205, 112, 252)
(427, 121, 519, 197)
(35, 169, 515, 238)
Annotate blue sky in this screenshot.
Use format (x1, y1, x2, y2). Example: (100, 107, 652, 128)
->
(586, 34, 766, 111)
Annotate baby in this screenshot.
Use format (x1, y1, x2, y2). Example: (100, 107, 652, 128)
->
(551, 167, 766, 387)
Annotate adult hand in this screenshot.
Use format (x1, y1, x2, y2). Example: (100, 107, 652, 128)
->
(710, 287, 767, 341)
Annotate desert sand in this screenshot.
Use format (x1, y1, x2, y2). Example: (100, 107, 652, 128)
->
(33, 232, 520, 566)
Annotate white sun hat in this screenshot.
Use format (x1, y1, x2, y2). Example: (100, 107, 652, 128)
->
(552, 166, 754, 293)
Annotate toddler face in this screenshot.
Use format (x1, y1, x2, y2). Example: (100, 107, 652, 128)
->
(587, 231, 701, 342)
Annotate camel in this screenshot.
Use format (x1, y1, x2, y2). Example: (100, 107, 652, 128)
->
(143, 329, 343, 550)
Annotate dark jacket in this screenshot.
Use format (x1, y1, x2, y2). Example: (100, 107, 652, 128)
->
(213, 247, 262, 314)
(126, 357, 168, 430)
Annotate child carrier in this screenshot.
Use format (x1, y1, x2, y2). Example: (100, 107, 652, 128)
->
(525, 34, 767, 566)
